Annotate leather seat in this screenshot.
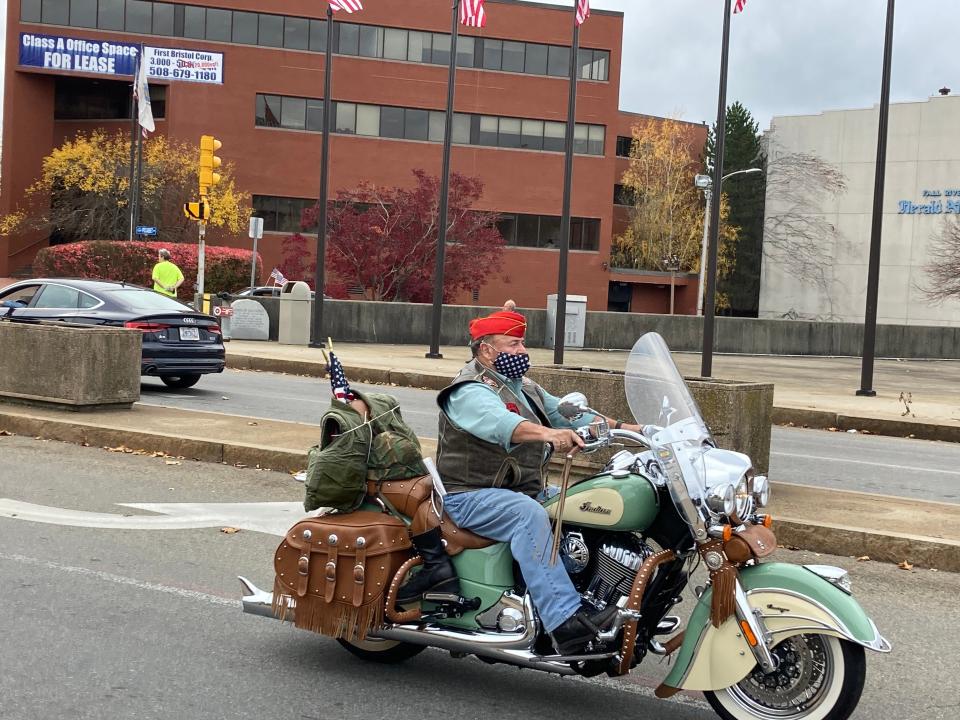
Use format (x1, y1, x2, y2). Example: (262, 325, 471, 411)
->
(368, 476, 496, 555)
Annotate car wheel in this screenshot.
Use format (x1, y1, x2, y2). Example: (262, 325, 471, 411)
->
(160, 374, 202, 389)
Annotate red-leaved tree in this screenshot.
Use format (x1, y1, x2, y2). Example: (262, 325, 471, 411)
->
(281, 170, 504, 302)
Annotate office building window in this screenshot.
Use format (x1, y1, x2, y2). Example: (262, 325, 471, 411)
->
(54, 75, 165, 119)
(252, 195, 317, 233)
(21, 1, 611, 83)
(499, 213, 599, 251)
(616, 135, 633, 157)
(255, 94, 605, 156)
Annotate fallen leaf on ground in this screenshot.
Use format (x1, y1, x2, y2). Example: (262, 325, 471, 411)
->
(897, 560, 914, 571)
(164, 460, 181, 465)
(827, 427, 838, 432)
(221, 396, 230, 400)
(846, 429, 858, 434)
(234, 463, 247, 468)
(247, 421, 258, 426)
(0, 430, 11, 436)
(220, 527, 241, 534)
(856, 555, 870, 562)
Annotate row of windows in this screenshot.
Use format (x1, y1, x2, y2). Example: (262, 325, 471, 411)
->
(253, 195, 599, 251)
(22, 0, 610, 81)
(53, 76, 165, 119)
(256, 94, 606, 156)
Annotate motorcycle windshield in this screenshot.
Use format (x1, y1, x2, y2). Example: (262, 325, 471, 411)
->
(624, 332, 711, 444)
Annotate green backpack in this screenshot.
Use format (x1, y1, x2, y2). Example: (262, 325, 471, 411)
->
(304, 390, 427, 513)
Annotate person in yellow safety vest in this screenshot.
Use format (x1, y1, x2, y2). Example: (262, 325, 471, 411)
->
(152, 248, 185, 298)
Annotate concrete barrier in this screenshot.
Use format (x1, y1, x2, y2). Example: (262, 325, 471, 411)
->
(0, 321, 140, 410)
(237, 297, 960, 359)
(529, 366, 773, 473)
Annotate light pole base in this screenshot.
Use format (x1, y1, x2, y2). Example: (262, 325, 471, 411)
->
(855, 389, 877, 397)
(425, 352, 444, 359)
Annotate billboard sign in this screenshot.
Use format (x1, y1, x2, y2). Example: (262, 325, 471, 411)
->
(19, 33, 139, 76)
(143, 46, 223, 84)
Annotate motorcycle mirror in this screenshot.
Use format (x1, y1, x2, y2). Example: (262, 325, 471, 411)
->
(558, 392, 589, 419)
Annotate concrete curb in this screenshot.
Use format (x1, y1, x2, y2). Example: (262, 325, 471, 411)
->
(227, 353, 960, 443)
(2, 404, 957, 572)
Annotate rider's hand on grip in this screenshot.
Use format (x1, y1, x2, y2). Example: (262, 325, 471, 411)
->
(545, 428, 584, 456)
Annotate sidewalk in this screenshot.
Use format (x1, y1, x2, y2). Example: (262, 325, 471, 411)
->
(225, 340, 960, 441)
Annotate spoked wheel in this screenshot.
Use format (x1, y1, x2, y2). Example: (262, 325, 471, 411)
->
(337, 636, 426, 664)
(160, 374, 201, 389)
(704, 635, 866, 720)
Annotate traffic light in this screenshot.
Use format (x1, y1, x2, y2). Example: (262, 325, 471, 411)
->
(199, 135, 222, 197)
(183, 200, 210, 221)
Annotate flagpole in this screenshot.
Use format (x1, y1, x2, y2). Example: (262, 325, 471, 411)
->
(857, 0, 896, 396)
(127, 52, 139, 241)
(700, 0, 733, 378)
(553, 10, 580, 365)
(426, 0, 462, 359)
(133, 111, 144, 231)
(310, 4, 335, 348)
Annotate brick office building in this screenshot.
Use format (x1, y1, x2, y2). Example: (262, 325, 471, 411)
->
(1, 0, 706, 312)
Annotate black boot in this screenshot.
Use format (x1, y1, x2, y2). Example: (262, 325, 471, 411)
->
(550, 605, 619, 655)
(396, 527, 460, 604)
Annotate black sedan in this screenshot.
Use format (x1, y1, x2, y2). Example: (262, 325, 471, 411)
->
(0, 278, 225, 389)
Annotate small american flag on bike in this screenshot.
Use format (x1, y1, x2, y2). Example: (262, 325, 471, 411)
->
(269, 268, 287, 286)
(575, 0, 590, 26)
(327, 351, 355, 402)
(460, 0, 486, 28)
(329, 0, 362, 12)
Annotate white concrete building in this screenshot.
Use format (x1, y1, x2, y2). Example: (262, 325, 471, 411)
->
(759, 95, 960, 326)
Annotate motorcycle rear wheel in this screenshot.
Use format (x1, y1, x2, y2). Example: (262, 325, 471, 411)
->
(337, 636, 426, 664)
(704, 634, 866, 720)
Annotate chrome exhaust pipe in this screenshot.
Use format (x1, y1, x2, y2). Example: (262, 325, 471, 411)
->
(239, 576, 292, 621)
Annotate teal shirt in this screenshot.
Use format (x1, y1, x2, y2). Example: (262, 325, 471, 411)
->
(442, 370, 595, 451)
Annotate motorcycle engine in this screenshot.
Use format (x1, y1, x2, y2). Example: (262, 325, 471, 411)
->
(562, 532, 655, 610)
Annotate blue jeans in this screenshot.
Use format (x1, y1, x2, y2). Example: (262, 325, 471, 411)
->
(443, 488, 581, 632)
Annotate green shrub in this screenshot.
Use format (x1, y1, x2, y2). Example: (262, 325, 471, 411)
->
(33, 241, 260, 295)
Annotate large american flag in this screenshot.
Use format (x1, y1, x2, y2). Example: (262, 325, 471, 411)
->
(460, 0, 486, 28)
(327, 351, 355, 402)
(733, 0, 747, 13)
(575, 0, 590, 26)
(329, 0, 362, 12)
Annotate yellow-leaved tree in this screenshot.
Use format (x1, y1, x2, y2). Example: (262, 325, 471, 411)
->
(612, 117, 738, 300)
(0, 130, 249, 243)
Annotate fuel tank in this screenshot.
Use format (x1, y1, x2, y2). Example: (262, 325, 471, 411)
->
(543, 472, 659, 531)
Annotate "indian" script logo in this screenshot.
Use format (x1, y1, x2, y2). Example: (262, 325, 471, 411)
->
(579, 501, 612, 515)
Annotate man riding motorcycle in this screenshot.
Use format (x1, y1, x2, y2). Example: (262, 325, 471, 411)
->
(415, 308, 642, 654)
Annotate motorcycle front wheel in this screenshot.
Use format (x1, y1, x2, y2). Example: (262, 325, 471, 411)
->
(704, 634, 866, 720)
(337, 636, 426, 664)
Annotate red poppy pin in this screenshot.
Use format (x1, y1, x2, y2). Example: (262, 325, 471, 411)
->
(505, 402, 521, 415)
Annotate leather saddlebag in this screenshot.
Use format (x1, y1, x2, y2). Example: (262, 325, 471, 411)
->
(273, 511, 412, 640)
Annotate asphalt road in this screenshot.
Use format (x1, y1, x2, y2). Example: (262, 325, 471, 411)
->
(1, 435, 955, 719)
(140, 370, 960, 504)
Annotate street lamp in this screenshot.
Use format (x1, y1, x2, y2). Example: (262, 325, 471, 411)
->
(695, 167, 762, 316)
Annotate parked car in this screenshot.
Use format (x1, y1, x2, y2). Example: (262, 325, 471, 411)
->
(0, 279, 225, 389)
(233, 285, 331, 299)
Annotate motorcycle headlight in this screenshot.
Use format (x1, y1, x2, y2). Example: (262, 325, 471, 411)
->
(752, 475, 770, 508)
(706, 483, 736, 517)
(734, 475, 753, 521)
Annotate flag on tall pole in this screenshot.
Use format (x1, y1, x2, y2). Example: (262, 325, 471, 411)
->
(329, 0, 363, 12)
(460, 0, 486, 27)
(733, 0, 747, 14)
(133, 48, 155, 137)
(575, 0, 590, 26)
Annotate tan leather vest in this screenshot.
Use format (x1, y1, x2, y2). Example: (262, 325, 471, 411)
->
(436, 359, 551, 497)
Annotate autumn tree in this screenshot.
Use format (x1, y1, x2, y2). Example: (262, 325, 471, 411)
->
(281, 170, 504, 302)
(613, 116, 738, 286)
(0, 130, 249, 243)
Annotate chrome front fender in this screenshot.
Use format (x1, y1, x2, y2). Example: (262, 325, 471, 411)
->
(658, 562, 890, 694)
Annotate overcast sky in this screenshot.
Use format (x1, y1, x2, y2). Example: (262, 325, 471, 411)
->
(530, 0, 954, 131)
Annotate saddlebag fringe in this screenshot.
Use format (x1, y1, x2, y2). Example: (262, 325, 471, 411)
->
(615, 549, 676, 676)
(273, 511, 412, 641)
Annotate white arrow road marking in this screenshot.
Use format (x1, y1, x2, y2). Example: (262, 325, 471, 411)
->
(0, 499, 308, 536)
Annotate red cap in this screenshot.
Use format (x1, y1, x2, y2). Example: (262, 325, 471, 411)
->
(469, 310, 527, 340)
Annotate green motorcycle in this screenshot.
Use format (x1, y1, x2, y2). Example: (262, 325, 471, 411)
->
(240, 332, 890, 720)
